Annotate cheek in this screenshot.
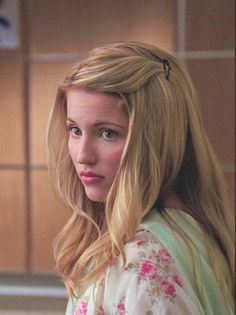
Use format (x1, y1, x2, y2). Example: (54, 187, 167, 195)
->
(104, 147, 124, 173)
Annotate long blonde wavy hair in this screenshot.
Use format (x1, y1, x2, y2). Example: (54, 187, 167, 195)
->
(47, 41, 234, 305)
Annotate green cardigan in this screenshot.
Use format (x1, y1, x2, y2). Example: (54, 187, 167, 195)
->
(141, 208, 234, 315)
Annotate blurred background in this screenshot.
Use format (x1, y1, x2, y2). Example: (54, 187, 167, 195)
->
(0, 0, 235, 314)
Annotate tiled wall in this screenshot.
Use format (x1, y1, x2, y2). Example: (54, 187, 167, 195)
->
(0, 0, 235, 274)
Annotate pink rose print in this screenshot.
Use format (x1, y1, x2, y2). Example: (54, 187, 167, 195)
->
(173, 275, 184, 287)
(141, 260, 163, 280)
(118, 303, 127, 315)
(161, 280, 176, 297)
(136, 240, 145, 247)
(158, 248, 172, 264)
(73, 297, 89, 315)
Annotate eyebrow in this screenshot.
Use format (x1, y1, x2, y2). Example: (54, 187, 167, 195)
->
(66, 118, 76, 124)
(66, 117, 125, 129)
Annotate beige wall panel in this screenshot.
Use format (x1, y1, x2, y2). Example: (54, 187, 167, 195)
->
(31, 62, 74, 164)
(0, 170, 27, 272)
(31, 170, 70, 273)
(186, 0, 235, 50)
(30, 0, 176, 54)
(0, 63, 26, 164)
(186, 59, 235, 165)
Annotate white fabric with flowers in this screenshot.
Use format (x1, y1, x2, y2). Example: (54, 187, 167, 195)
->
(67, 230, 202, 315)
(66, 208, 232, 315)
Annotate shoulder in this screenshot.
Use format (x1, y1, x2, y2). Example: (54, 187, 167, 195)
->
(71, 229, 202, 314)
(107, 229, 184, 292)
(104, 229, 193, 313)
(110, 229, 177, 281)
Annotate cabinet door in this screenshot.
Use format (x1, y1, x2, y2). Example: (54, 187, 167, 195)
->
(0, 61, 27, 272)
(31, 170, 70, 273)
(0, 170, 28, 272)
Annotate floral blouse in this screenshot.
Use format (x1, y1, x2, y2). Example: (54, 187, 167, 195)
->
(66, 208, 233, 315)
(67, 230, 202, 315)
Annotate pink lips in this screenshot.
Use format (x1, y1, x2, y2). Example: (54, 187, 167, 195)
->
(80, 171, 104, 185)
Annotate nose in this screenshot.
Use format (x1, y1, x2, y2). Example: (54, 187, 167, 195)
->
(74, 136, 97, 165)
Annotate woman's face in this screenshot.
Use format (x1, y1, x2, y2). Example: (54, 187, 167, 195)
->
(67, 89, 129, 202)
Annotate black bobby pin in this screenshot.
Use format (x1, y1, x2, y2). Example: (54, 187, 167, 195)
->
(162, 59, 171, 80)
(150, 53, 171, 80)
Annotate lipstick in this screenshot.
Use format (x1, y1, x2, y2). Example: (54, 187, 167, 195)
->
(79, 171, 104, 185)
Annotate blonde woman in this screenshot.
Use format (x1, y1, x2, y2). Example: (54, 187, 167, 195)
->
(47, 41, 234, 315)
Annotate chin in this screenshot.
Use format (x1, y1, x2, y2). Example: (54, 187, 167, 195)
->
(85, 190, 107, 203)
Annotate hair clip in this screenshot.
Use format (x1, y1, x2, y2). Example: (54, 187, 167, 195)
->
(162, 59, 171, 80)
(151, 53, 172, 80)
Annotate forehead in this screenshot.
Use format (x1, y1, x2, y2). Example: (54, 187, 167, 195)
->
(67, 89, 126, 120)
